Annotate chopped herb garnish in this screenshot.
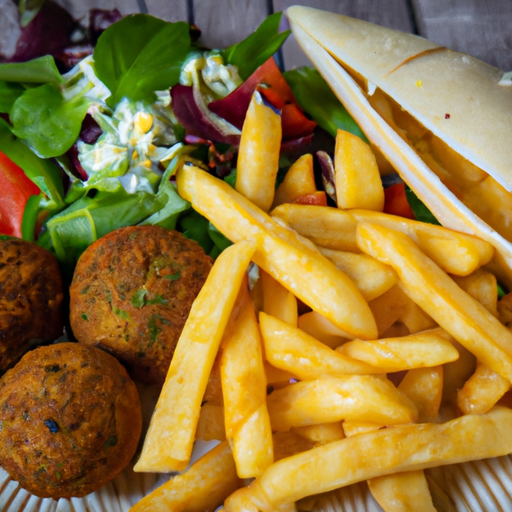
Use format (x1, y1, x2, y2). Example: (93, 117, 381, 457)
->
(164, 270, 181, 281)
(148, 314, 171, 346)
(80, 285, 90, 294)
(146, 294, 168, 305)
(114, 308, 130, 319)
(131, 288, 148, 308)
(81, 313, 88, 321)
(55, 471, 62, 479)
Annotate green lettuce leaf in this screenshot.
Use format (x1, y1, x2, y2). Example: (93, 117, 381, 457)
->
(0, 55, 62, 84)
(283, 67, 367, 142)
(224, 12, 290, 80)
(94, 15, 192, 107)
(10, 82, 89, 158)
(0, 117, 65, 212)
(0, 81, 25, 113)
(404, 185, 441, 225)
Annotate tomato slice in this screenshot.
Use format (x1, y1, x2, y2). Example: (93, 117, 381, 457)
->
(0, 150, 40, 238)
(383, 183, 415, 220)
(293, 191, 328, 206)
(281, 103, 318, 139)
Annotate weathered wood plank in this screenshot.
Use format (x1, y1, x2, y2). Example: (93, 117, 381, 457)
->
(411, 0, 512, 70)
(274, 0, 414, 69)
(145, 0, 189, 22)
(0, 0, 21, 59)
(54, 0, 140, 22)
(192, 0, 270, 50)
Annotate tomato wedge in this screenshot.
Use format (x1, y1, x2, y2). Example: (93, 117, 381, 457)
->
(0, 150, 40, 238)
(383, 183, 415, 220)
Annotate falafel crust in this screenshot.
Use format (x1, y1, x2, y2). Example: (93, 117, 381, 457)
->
(69, 225, 213, 385)
(0, 342, 142, 499)
(0, 238, 64, 372)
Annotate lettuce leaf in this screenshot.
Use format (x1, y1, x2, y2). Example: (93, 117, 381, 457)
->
(93, 15, 192, 107)
(223, 12, 290, 80)
(11, 82, 89, 158)
(283, 67, 367, 142)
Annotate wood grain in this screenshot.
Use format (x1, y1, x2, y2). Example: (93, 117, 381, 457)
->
(274, 0, 414, 69)
(412, 0, 512, 70)
(192, 0, 270, 49)
(145, 0, 189, 22)
(53, 0, 140, 22)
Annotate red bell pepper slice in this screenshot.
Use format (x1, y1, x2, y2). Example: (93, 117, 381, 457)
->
(0, 150, 40, 238)
(293, 191, 328, 206)
(208, 57, 317, 140)
(281, 103, 318, 139)
(383, 183, 415, 220)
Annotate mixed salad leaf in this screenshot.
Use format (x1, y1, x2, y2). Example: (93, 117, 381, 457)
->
(0, 4, 434, 279)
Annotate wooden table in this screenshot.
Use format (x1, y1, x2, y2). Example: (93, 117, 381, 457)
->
(1, 0, 511, 71)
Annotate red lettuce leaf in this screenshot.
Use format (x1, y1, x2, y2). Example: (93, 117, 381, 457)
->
(171, 84, 241, 146)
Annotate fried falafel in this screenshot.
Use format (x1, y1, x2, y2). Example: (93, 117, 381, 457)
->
(0, 342, 142, 499)
(0, 237, 64, 372)
(69, 225, 213, 385)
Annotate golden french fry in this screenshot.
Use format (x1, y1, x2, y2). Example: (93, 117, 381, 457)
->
(398, 297, 437, 334)
(266, 376, 417, 432)
(368, 284, 413, 337)
(260, 269, 298, 326)
(270, 203, 494, 276)
(442, 338, 477, 407)
(319, 247, 397, 301)
(368, 470, 437, 512)
(223, 407, 512, 510)
(177, 165, 377, 339)
(351, 209, 494, 276)
(236, 91, 281, 212)
(220, 282, 273, 478)
(293, 422, 345, 445)
(130, 441, 242, 512)
(297, 310, 353, 348)
(134, 240, 257, 473)
(356, 222, 512, 383)
(272, 153, 316, 208)
(264, 361, 297, 387)
(457, 364, 511, 415)
(196, 403, 226, 441)
(398, 366, 443, 423)
(342, 421, 382, 437)
(260, 312, 381, 379)
(498, 291, 512, 325)
(334, 129, 384, 211)
(339, 329, 459, 372)
(273, 430, 316, 462)
(451, 268, 498, 318)
(272, 203, 358, 251)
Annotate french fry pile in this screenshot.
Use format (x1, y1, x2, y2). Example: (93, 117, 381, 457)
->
(131, 92, 512, 512)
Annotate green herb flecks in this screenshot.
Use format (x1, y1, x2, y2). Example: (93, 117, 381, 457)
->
(148, 314, 171, 347)
(164, 270, 181, 281)
(81, 313, 88, 321)
(114, 308, 130, 320)
(146, 294, 168, 306)
(131, 289, 148, 308)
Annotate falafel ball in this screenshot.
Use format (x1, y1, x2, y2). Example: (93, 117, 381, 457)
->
(0, 237, 64, 372)
(69, 226, 213, 385)
(0, 342, 142, 499)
